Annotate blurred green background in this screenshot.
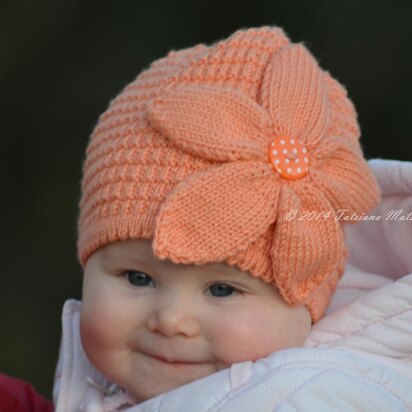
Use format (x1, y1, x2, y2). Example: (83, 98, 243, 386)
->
(1, 0, 411, 400)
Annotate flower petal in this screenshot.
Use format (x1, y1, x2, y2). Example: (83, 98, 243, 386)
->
(272, 182, 345, 306)
(153, 161, 279, 263)
(260, 44, 329, 149)
(310, 136, 380, 218)
(147, 84, 271, 162)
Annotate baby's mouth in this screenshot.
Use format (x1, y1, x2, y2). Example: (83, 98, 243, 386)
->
(144, 352, 207, 366)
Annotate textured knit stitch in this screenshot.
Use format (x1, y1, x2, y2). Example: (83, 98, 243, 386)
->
(78, 26, 380, 321)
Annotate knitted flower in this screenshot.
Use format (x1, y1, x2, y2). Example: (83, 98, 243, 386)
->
(147, 44, 379, 305)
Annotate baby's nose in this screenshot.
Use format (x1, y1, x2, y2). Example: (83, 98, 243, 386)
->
(146, 293, 201, 338)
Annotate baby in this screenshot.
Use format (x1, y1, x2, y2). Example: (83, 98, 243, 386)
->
(81, 239, 311, 402)
(54, 26, 383, 410)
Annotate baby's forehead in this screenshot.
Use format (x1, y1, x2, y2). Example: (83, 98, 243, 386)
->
(99, 238, 243, 276)
(100, 238, 155, 261)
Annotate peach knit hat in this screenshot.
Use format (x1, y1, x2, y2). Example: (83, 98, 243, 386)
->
(78, 26, 380, 321)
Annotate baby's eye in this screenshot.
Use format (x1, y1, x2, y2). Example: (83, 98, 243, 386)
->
(125, 271, 155, 287)
(208, 283, 238, 297)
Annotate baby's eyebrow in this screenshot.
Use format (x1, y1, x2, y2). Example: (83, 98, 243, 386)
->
(195, 263, 249, 279)
(100, 245, 147, 265)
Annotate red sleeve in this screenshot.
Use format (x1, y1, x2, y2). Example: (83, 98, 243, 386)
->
(0, 373, 54, 412)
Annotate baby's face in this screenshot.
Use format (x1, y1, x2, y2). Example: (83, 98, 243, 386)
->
(80, 239, 311, 402)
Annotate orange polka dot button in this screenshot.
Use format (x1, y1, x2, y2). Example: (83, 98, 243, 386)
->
(268, 136, 309, 180)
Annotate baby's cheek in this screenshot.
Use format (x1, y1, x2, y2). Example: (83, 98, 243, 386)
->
(79, 296, 122, 362)
(212, 301, 311, 369)
(80, 306, 107, 359)
(211, 309, 287, 366)
(80, 304, 132, 390)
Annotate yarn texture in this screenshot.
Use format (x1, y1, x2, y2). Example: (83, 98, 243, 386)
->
(78, 27, 380, 321)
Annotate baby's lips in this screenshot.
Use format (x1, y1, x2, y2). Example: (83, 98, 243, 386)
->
(142, 348, 209, 364)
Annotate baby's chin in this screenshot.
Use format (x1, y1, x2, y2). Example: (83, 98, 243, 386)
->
(102, 352, 220, 403)
(124, 367, 218, 403)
